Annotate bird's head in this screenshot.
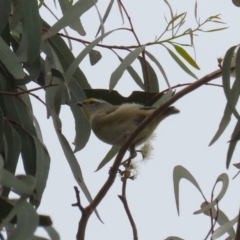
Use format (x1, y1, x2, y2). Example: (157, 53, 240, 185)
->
(77, 98, 112, 119)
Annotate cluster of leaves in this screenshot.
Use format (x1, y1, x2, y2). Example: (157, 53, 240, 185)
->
(0, 0, 229, 239)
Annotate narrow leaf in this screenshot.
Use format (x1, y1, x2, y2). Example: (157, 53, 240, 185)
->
(8, 200, 38, 240)
(209, 77, 240, 146)
(110, 46, 145, 90)
(173, 165, 204, 215)
(95, 146, 120, 171)
(95, 0, 114, 37)
(222, 46, 240, 120)
(194, 173, 229, 214)
(139, 57, 159, 92)
(145, 50, 170, 88)
(65, 29, 117, 83)
(173, 44, 200, 69)
(0, 37, 24, 79)
(118, 56, 144, 90)
(42, 0, 98, 40)
(166, 47, 198, 79)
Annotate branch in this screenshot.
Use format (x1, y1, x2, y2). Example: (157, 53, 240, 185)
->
(77, 68, 222, 240)
(118, 168, 138, 240)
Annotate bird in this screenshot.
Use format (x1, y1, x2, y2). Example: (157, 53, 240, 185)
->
(77, 98, 179, 158)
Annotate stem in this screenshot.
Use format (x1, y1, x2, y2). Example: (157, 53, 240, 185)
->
(118, 173, 138, 240)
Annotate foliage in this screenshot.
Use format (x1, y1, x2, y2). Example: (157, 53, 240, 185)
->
(0, 0, 238, 239)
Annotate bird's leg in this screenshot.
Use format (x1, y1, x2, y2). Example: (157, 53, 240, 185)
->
(120, 145, 137, 167)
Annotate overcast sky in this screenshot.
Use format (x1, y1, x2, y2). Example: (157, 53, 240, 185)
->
(15, 1, 240, 239)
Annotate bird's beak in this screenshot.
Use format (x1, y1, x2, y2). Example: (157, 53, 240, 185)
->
(77, 102, 84, 107)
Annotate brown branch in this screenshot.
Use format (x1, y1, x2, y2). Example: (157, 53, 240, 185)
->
(0, 83, 57, 96)
(72, 186, 85, 213)
(118, 170, 138, 240)
(235, 208, 240, 240)
(76, 68, 222, 240)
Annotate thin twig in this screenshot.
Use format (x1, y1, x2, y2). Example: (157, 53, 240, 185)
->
(72, 186, 85, 213)
(0, 83, 57, 96)
(118, 170, 138, 240)
(203, 200, 219, 240)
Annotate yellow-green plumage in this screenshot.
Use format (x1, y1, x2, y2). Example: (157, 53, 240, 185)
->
(77, 99, 179, 150)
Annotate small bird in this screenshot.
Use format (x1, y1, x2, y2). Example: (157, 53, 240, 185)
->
(77, 98, 179, 158)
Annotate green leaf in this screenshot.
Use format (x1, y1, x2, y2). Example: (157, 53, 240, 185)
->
(95, 0, 114, 37)
(33, 139, 50, 208)
(42, 0, 97, 40)
(2, 121, 21, 197)
(68, 79, 90, 152)
(65, 30, 117, 84)
(202, 27, 228, 32)
(222, 46, 240, 120)
(226, 120, 240, 168)
(0, 166, 35, 196)
(50, 111, 101, 221)
(139, 57, 159, 92)
(165, 237, 184, 240)
(173, 44, 200, 69)
(166, 47, 198, 79)
(0, 0, 11, 34)
(209, 77, 240, 146)
(145, 50, 170, 88)
(173, 165, 204, 215)
(95, 146, 120, 171)
(118, 56, 144, 90)
(44, 226, 60, 240)
(46, 27, 90, 88)
(22, 0, 41, 63)
(58, 0, 86, 36)
(0, 37, 24, 79)
(8, 200, 38, 240)
(194, 173, 229, 214)
(110, 46, 145, 90)
(212, 215, 237, 240)
(89, 49, 102, 66)
(0, 198, 26, 229)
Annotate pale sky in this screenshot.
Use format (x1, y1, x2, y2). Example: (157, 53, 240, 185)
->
(15, 1, 240, 239)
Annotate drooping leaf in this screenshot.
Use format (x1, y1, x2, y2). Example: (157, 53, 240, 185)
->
(222, 45, 240, 119)
(50, 111, 101, 221)
(226, 120, 240, 168)
(166, 47, 198, 79)
(212, 215, 238, 240)
(68, 79, 90, 152)
(209, 77, 240, 146)
(65, 29, 117, 83)
(42, 0, 98, 40)
(145, 50, 170, 88)
(2, 121, 21, 197)
(8, 200, 39, 240)
(173, 165, 204, 215)
(46, 25, 90, 88)
(173, 44, 200, 69)
(0, 0, 11, 34)
(95, 0, 114, 37)
(118, 56, 144, 90)
(110, 46, 145, 90)
(58, 0, 86, 36)
(95, 146, 120, 171)
(33, 138, 50, 208)
(22, 0, 42, 64)
(0, 37, 24, 79)
(139, 56, 159, 92)
(194, 173, 229, 214)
